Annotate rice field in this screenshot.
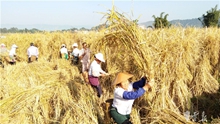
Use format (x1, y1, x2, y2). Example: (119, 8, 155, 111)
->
(0, 9, 220, 124)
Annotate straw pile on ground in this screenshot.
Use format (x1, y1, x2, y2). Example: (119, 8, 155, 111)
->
(0, 60, 105, 124)
(0, 7, 220, 124)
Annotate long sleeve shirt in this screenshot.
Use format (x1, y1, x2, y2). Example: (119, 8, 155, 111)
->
(88, 60, 106, 77)
(79, 48, 90, 63)
(27, 46, 39, 57)
(72, 48, 80, 57)
(0, 47, 9, 55)
(60, 47, 68, 54)
(9, 48, 16, 56)
(112, 78, 147, 115)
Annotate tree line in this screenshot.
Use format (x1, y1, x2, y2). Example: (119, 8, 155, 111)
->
(0, 24, 108, 33)
(0, 27, 93, 34)
(0, 27, 44, 33)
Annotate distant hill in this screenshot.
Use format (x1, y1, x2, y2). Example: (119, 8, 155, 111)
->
(170, 18, 203, 27)
(140, 18, 203, 28)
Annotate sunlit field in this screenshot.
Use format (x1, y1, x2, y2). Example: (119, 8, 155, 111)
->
(0, 9, 220, 124)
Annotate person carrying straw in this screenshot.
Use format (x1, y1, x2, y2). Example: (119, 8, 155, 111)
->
(71, 43, 80, 65)
(27, 43, 39, 63)
(110, 72, 154, 124)
(88, 53, 109, 97)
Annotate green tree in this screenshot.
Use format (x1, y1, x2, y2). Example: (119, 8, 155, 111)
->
(0, 28, 8, 33)
(8, 27, 18, 33)
(25, 28, 28, 33)
(70, 28, 78, 32)
(199, 5, 220, 27)
(79, 27, 89, 31)
(152, 12, 171, 29)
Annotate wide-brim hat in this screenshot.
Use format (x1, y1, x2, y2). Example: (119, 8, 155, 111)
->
(95, 53, 105, 62)
(72, 43, 78, 47)
(12, 44, 18, 48)
(61, 44, 66, 47)
(1, 43, 6, 47)
(112, 72, 133, 86)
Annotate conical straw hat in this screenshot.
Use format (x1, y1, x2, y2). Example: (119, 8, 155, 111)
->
(112, 72, 133, 86)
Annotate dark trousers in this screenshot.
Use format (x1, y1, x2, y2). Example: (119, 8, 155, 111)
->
(91, 85, 102, 97)
(28, 57, 38, 63)
(73, 56, 79, 65)
(110, 107, 132, 124)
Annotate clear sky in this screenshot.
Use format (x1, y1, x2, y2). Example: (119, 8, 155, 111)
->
(0, 0, 219, 30)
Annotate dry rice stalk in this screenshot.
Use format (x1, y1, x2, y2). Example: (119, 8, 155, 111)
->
(92, 7, 220, 123)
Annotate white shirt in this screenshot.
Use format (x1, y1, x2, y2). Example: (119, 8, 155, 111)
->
(88, 60, 106, 77)
(60, 47, 68, 54)
(0, 47, 9, 55)
(112, 83, 135, 115)
(27, 46, 39, 57)
(9, 48, 16, 56)
(72, 48, 80, 56)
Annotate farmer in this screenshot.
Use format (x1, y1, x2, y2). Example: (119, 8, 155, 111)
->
(27, 43, 39, 63)
(60, 44, 68, 60)
(79, 42, 91, 83)
(110, 72, 154, 124)
(0, 43, 9, 55)
(0, 43, 9, 66)
(8, 44, 18, 64)
(71, 43, 80, 65)
(88, 53, 109, 97)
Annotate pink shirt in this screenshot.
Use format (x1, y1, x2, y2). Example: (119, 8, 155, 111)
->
(79, 48, 90, 63)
